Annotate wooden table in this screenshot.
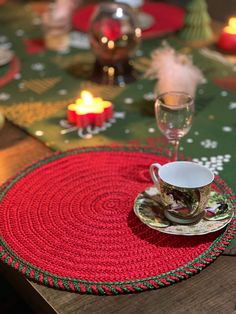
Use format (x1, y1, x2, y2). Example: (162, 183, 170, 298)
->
(0, 120, 236, 314)
(1, 0, 236, 311)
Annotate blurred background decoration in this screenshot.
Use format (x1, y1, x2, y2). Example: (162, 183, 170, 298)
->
(88, 2, 142, 86)
(0, 112, 5, 130)
(42, 3, 72, 51)
(217, 17, 236, 53)
(145, 42, 205, 97)
(178, 0, 214, 47)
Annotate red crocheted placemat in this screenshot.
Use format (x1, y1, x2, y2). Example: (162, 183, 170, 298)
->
(0, 56, 21, 88)
(0, 146, 235, 295)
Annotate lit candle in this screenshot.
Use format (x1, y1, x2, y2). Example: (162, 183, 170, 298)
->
(103, 101, 113, 120)
(67, 103, 78, 123)
(75, 106, 90, 129)
(67, 91, 113, 128)
(218, 17, 236, 52)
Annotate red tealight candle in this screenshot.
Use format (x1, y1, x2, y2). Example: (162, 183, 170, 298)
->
(218, 17, 236, 52)
(76, 107, 90, 129)
(67, 91, 113, 129)
(92, 110, 105, 127)
(67, 103, 78, 123)
(103, 101, 113, 120)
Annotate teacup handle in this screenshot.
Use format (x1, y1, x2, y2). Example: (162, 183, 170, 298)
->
(149, 163, 162, 189)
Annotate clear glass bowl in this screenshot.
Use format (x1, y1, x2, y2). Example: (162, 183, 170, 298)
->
(89, 2, 142, 85)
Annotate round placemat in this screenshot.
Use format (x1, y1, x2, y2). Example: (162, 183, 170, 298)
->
(0, 146, 235, 295)
(0, 55, 21, 88)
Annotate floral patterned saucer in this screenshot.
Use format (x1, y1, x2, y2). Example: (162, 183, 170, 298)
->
(133, 186, 233, 236)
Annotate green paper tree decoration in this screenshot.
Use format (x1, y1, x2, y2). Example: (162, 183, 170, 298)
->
(179, 0, 214, 43)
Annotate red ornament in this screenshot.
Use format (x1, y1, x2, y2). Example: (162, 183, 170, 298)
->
(217, 18, 236, 52)
(94, 18, 122, 41)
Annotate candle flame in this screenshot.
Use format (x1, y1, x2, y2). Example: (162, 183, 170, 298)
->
(68, 90, 113, 126)
(81, 91, 93, 105)
(224, 17, 236, 34)
(135, 27, 142, 38)
(69, 91, 112, 114)
(107, 40, 115, 49)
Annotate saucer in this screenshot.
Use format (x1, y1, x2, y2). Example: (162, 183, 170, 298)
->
(133, 186, 233, 236)
(0, 48, 14, 67)
(163, 209, 205, 225)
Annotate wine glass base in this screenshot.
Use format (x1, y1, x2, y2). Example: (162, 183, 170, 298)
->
(90, 59, 139, 86)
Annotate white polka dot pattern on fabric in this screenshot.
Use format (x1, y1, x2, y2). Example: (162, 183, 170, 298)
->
(14, 73, 21, 80)
(186, 138, 193, 143)
(0, 36, 8, 43)
(114, 112, 126, 119)
(222, 126, 232, 132)
(58, 89, 67, 96)
(200, 139, 218, 149)
(221, 91, 228, 97)
(0, 93, 10, 101)
(143, 92, 155, 101)
(229, 102, 236, 110)
(15, 29, 24, 37)
(31, 63, 45, 71)
(18, 82, 25, 89)
(192, 154, 231, 175)
(124, 98, 134, 104)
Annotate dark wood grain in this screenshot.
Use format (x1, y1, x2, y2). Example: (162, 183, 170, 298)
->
(0, 121, 236, 314)
(0, 120, 50, 185)
(30, 256, 236, 314)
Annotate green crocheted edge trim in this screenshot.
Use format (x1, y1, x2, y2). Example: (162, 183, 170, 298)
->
(0, 145, 235, 295)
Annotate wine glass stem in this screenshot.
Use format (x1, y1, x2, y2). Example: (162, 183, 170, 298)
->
(170, 140, 180, 161)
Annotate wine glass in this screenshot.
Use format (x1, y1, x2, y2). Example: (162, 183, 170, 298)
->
(154, 91, 194, 161)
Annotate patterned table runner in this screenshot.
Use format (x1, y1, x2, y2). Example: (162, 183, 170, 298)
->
(0, 3, 235, 188)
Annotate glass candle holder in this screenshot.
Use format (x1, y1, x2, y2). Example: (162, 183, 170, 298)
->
(89, 2, 142, 86)
(115, 0, 153, 30)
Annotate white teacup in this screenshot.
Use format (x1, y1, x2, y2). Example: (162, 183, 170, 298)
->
(149, 161, 214, 224)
